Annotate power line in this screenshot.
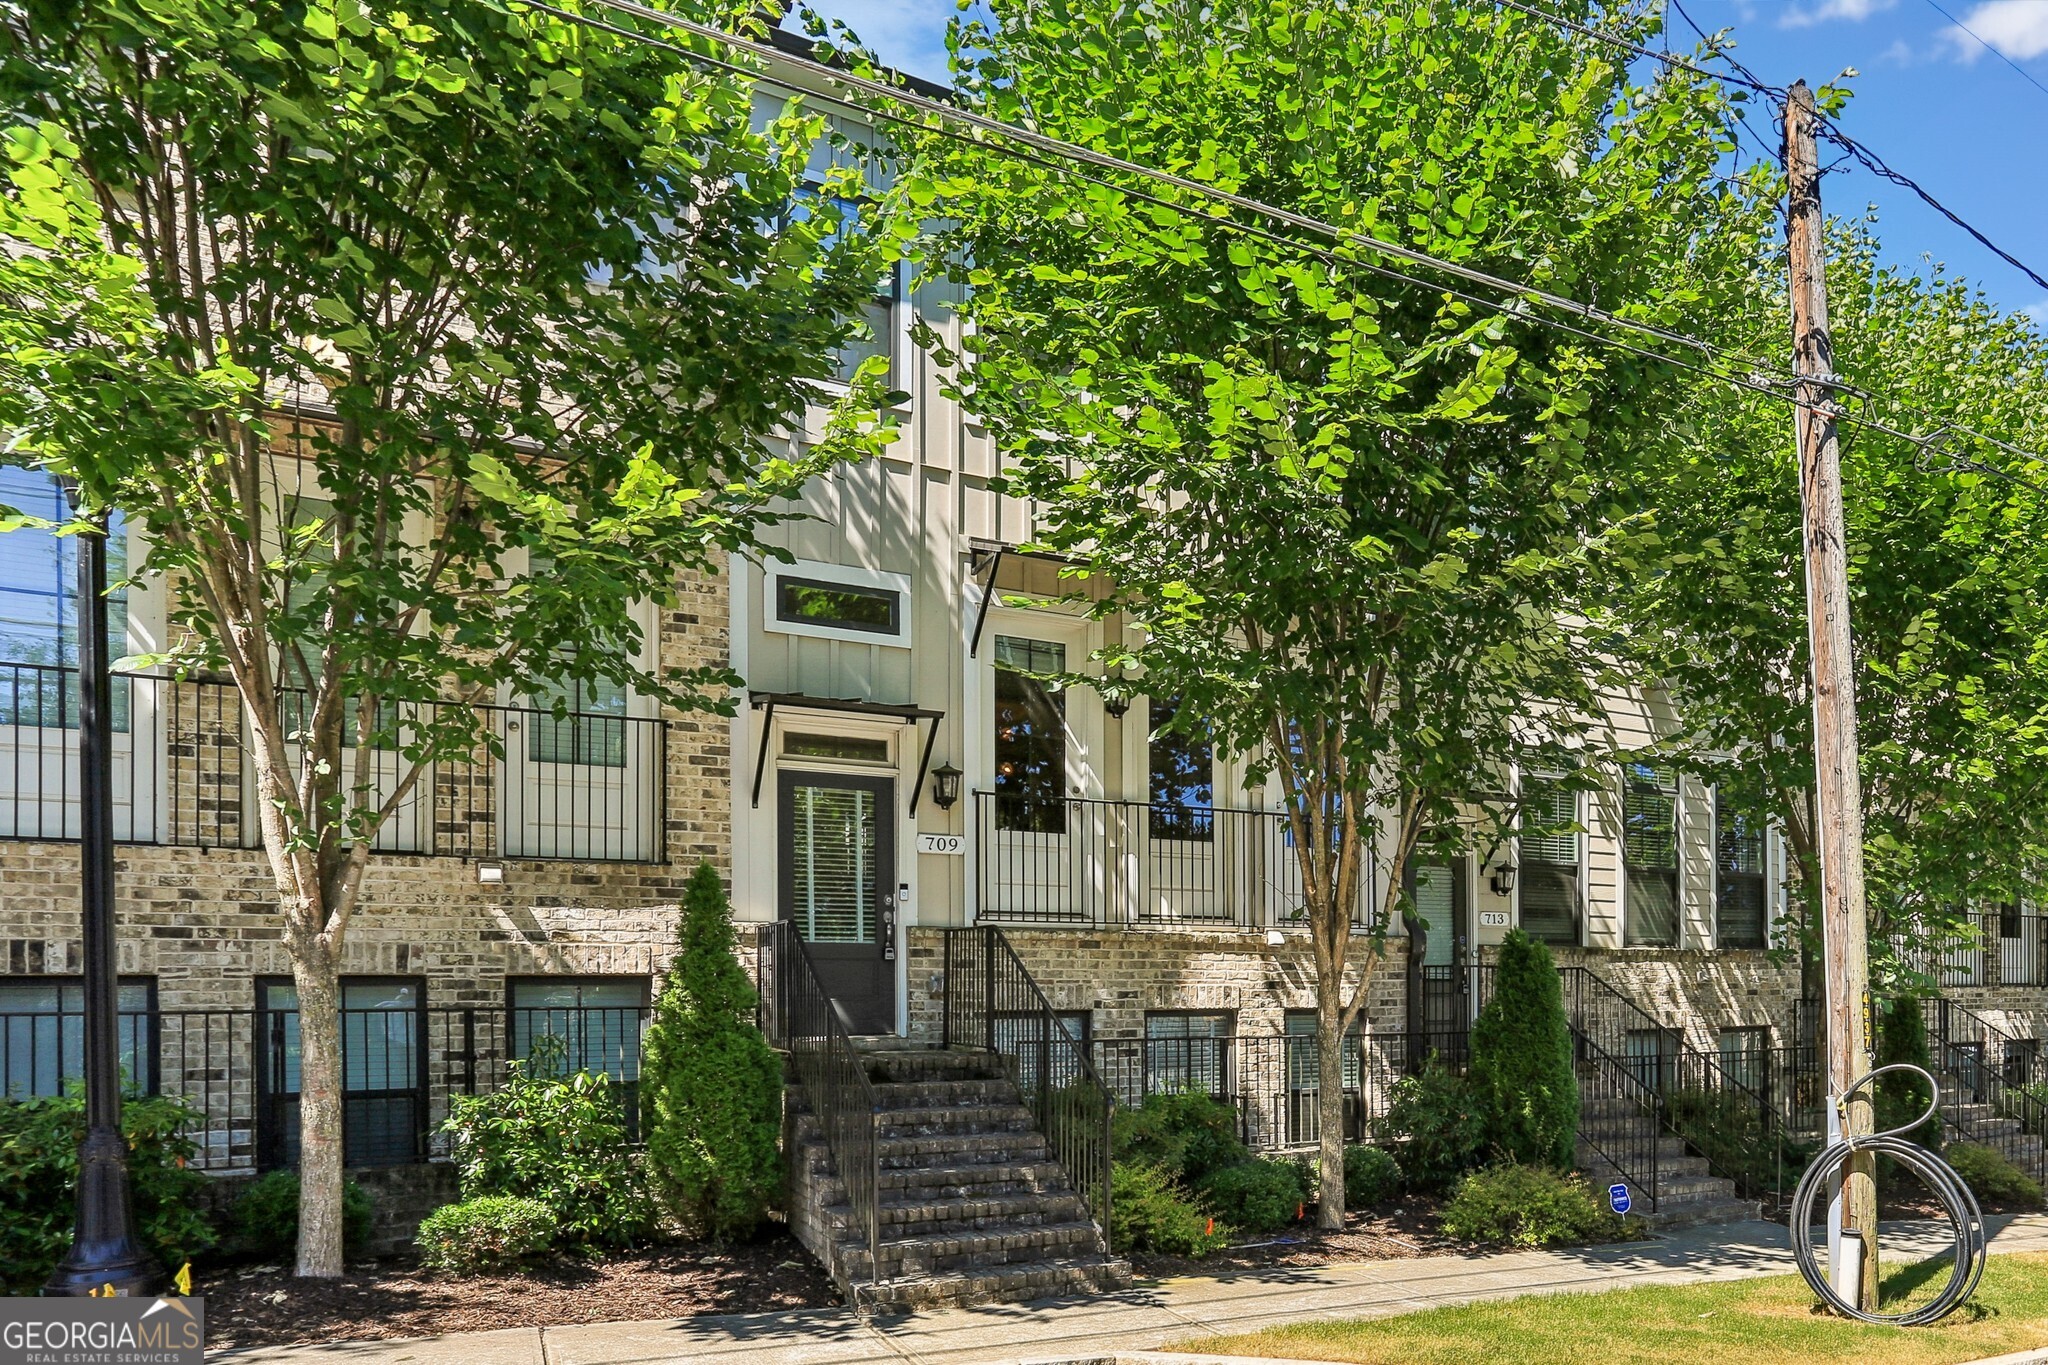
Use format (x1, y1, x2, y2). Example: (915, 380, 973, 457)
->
(1523, 0, 2048, 295)
(1922, 0, 2048, 103)
(516, 0, 2048, 491)
(566, 0, 1804, 380)
(1814, 123, 2048, 293)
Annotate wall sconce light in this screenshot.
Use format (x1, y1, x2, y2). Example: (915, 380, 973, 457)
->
(477, 861, 506, 886)
(1100, 664, 1131, 719)
(930, 761, 962, 811)
(1489, 863, 1517, 897)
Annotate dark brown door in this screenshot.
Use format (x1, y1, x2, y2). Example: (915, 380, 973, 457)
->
(779, 771, 897, 1035)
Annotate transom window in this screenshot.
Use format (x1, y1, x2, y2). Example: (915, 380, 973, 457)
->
(776, 576, 900, 635)
(1715, 793, 1769, 949)
(784, 731, 892, 763)
(993, 636, 1066, 834)
(1623, 763, 1680, 947)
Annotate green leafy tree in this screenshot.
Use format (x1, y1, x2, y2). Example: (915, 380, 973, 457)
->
(1622, 221, 2048, 978)
(890, 0, 1756, 1224)
(0, 0, 897, 1275)
(1468, 930, 1578, 1169)
(641, 862, 783, 1240)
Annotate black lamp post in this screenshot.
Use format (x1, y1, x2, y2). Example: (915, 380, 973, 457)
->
(45, 484, 165, 1297)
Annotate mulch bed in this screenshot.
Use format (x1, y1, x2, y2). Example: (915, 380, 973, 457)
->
(202, 1229, 838, 1350)
(1129, 1193, 1456, 1277)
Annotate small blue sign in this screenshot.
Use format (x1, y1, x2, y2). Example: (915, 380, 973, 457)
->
(1608, 1183, 1632, 1215)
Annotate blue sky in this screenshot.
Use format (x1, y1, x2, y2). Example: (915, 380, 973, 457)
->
(798, 0, 2048, 321)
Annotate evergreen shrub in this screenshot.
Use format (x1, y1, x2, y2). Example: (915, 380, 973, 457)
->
(1467, 930, 1578, 1169)
(1196, 1158, 1306, 1233)
(415, 1195, 554, 1272)
(1110, 1160, 1228, 1257)
(1375, 1060, 1486, 1190)
(231, 1170, 374, 1260)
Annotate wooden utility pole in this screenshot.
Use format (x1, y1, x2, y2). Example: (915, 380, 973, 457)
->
(1785, 79, 1879, 1311)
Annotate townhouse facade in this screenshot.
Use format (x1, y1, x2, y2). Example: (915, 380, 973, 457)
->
(4, 42, 2045, 1254)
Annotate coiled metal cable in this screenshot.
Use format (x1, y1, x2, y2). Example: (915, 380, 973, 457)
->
(1789, 1063, 1988, 1326)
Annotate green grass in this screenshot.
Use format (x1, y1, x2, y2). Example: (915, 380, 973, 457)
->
(1187, 1251, 2048, 1365)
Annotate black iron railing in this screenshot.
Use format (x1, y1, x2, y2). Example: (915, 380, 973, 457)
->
(1571, 1027, 1663, 1214)
(1926, 996, 2048, 1190)
(1089, 1030, 1415, 1153)
(2, 1002, 651, 1172)
(972, 791, 1307, 927)
(759, 923, 880, 1288)
(944, 926, 1115, 1231)
(0, 664, 669, 862)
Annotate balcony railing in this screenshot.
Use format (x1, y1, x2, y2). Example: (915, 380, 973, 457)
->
(1, 1002, 651, 1171)
(973, 790, 1310, 927)
(0, 663, 669, 862)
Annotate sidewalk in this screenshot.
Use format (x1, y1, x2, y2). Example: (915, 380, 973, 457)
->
(217, 1215, 2048, 1365)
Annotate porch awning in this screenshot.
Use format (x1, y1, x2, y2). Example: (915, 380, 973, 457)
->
(747, 691, 946, 813)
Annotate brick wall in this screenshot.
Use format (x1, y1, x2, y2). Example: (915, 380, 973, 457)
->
(903, 927, 1808, 1048)
(0, 568, 732, 1015)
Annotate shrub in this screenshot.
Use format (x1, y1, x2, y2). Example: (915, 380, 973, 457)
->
(1440, 1164, 1637, 1249)
(1112, 1090, 1248, 1186)
(1875, 997, 1941, 1150)
(1196, 1158, 1306, 1233)
(1945, 1143, 2045, 1210)
(231, 1170, 374, 1261)
(1343, 1144, 1402, 1210)
(415, 1196, 555, 1273)
(0, 1089, 214, 1294)
(1375, 1061, 1486, 1190)
(1467, 930, 1578, 1170)
(443, 1037, 652, 1247)
(641, 863, 784, 1241)
(1664, 1089, 1812, 1200)
(1110, 1161, 1229, 1257)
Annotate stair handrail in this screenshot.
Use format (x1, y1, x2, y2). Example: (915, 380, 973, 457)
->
(1925, 994, 2048, 1188)
(943, 926, 1116, 1236)
(1568, 1023, 1662, 1214)
(1556, 965, 1795, 1203)
(757, 923, 881, 1288)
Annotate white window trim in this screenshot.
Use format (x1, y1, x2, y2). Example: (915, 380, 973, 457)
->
(764, 558, 913, 648)
(1620, 761, 1684, 950)
(1513, 765, 1584, 949)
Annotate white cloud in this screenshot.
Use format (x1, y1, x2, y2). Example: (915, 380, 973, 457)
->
(1941, 0, 2048, 61)
(2027, 298, 2048, 326)
(1779, 0, 1897, 29)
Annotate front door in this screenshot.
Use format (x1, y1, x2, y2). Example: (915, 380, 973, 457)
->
(779, 771, 897, 1035)
(1408, 856, 1471, 1069)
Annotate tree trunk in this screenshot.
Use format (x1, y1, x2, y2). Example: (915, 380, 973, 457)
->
(1317, 989, 1346, 1230)
(290, 940, 347, 1278)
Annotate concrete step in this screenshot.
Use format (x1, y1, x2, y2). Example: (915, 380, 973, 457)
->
(842, 1218, 1107, 1280)
(849, 1253, 1133, 1313)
